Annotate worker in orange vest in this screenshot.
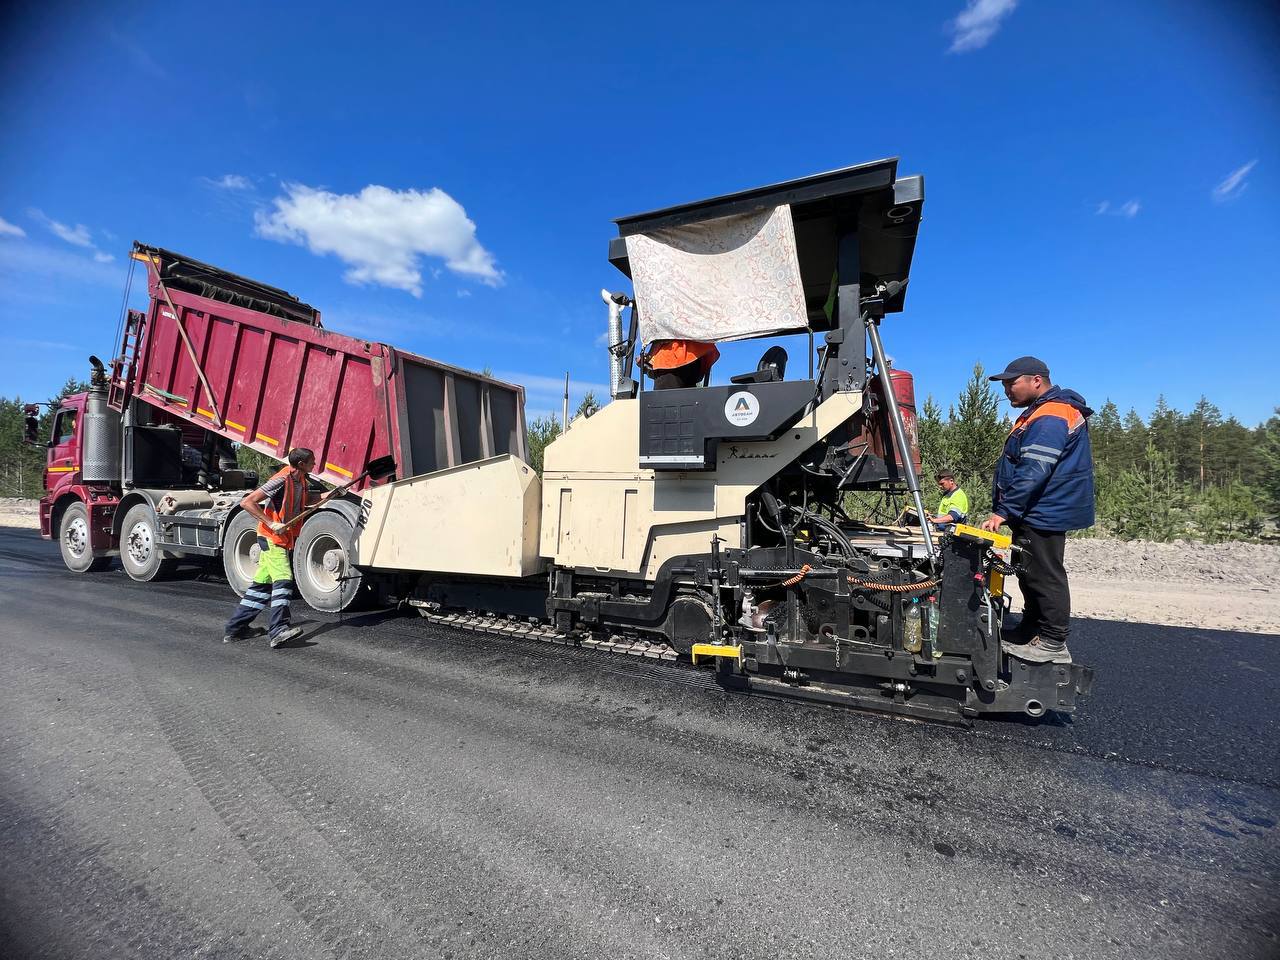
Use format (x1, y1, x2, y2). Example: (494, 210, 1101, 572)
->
(222, 447, 317, 648)
(644, 339, 720, 389)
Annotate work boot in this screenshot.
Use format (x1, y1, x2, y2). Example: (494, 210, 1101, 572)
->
(1001, 626, 1032, 646)
(222, 626, 264, 644)
(1003, 636, 1071, 664)
(270, 625, 304, 649)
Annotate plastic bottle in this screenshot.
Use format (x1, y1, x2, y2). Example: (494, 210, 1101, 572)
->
(925, 595, 942, 659)
(903, 598, 923, 653)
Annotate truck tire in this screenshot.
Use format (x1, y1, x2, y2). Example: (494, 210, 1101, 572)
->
(119, 503, 177, 582)
(58, 502, 112, 573)
(294, 512, 364, 613)
(221, 510, 262, 598)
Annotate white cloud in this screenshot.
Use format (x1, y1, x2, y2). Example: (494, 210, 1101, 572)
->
(0, 216, 24, 238)
(1212, 159, 1258, 202)
(255, 183, 502, 296)
(948, 0, 1018, 53)
(26, 209, 119, 263)
(495, 370, 611, 418)
(204, 173, 252, 190)
(29, 209, 94, 247)
(495, 371, 610, 396)
(1095, 198, 1141, 219)
(0, 338, 79, 351)
(456, 288, 472, 298)
(0, 238, 122, 293)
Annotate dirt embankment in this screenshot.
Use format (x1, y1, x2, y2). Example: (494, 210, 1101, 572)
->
(0, 498, 39, 530)
(1005, 538, 1280, 635)
(4, 497, 1275, 632)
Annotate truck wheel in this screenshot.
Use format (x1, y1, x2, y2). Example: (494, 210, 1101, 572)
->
(221, 510, 262, 598)
(59, 502, 111, 573)
(294, 512, 364, 612)
(119, 503, 177, 582)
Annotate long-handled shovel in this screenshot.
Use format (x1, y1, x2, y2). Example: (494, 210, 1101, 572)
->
(279, 454, 397, 531)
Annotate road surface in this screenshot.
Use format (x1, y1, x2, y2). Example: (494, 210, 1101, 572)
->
(0, 525, 1276, 959)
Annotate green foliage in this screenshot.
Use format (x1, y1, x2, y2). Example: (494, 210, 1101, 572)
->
(911, 381, 1278, 543)
(525, 414, 562, 475)
(575, 391, 601, 419)
(937, 363, 1007, 518)
(1106, 442, 1185, 542)
(0, 378, 90, 498)
(235, 444, 282, 483)
(1198, 481, 1264, 541)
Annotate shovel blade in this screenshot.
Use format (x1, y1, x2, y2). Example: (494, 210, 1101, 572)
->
(363, 455, 397, 482)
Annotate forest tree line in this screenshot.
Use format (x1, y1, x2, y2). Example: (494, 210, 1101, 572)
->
(4, 371, 1279, 542)
(914, 365, 1280, 541)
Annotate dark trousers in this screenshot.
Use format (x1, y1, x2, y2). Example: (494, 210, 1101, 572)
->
(225, 579, 294, 638)
(653, 360, 704, 390)
(1011, 524, 1070, 647)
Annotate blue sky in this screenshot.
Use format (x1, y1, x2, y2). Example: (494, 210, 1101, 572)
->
(1, 0, 1276, 425)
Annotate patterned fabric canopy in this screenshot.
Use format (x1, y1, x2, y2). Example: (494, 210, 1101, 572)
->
(625, 205, 808, 344)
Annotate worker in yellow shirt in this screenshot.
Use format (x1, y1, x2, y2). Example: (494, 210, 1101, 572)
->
(929, 470, 969, 531)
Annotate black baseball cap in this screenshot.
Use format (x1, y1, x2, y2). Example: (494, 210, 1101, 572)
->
(989, 356, 1050, 382)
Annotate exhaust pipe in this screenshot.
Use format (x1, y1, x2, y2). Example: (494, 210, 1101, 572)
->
(602, 289, 631, 398)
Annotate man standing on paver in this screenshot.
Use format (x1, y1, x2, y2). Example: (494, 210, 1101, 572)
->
(981, 357, 1095, 664)
(222, 447, 316, 648)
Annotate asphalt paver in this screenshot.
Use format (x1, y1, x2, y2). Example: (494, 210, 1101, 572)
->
(0, 525, 1276, 959)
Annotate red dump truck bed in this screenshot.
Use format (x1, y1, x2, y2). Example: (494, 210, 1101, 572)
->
(117, 247, 526, 489)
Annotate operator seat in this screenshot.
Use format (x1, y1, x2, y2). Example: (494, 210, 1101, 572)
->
(730, 345, 788, 384)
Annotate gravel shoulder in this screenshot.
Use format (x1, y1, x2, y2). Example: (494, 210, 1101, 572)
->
(0, 498, 39, 530)
(1005, 537, 1280, 635)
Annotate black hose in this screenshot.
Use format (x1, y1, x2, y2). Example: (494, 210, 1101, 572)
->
(787, 505, 871, 574)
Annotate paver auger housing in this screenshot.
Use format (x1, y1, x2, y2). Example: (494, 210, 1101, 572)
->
(360, 158, 1094, 723)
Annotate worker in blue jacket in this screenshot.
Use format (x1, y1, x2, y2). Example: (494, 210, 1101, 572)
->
(980, 357, 1094, 664)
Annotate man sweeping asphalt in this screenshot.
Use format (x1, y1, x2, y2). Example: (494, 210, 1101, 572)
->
(981, 356, 1095, 664)
(222, 447, 319, 648)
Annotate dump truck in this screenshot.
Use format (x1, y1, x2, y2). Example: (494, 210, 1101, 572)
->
(32, 243, 526, 611)
(36, 158, 1093, 723)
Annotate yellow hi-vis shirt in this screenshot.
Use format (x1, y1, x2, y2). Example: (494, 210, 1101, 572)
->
(937, 488, 969, 524)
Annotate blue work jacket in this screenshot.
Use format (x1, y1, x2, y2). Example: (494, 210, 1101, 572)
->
(992, 386, 1095, 532)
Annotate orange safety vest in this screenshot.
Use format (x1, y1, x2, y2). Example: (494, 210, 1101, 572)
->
(257, 466, 310, 549)
(1007, 400, 1086, 438)
(645, 339, 721, 372)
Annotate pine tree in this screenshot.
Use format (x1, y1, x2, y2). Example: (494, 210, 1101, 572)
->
(1179, 396, 1221, 493)
(1117, 408, 1148, 471)
(1110, 441, 1184, 542)
(916, 395, 948, 481)
(526, 414, 562, 475)
(1214, 416, 1258, 486)
(944, 364, 1007, 512)
(574, 391, 601, 419)
(1091, 399, 1122, 470)
(1148, 396, 1181, 467)
(1261, 407, 1280, 513)
(0, 379, 90, 498)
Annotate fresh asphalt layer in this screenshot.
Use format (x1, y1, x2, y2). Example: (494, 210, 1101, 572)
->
(0, 525, 1276, 960)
